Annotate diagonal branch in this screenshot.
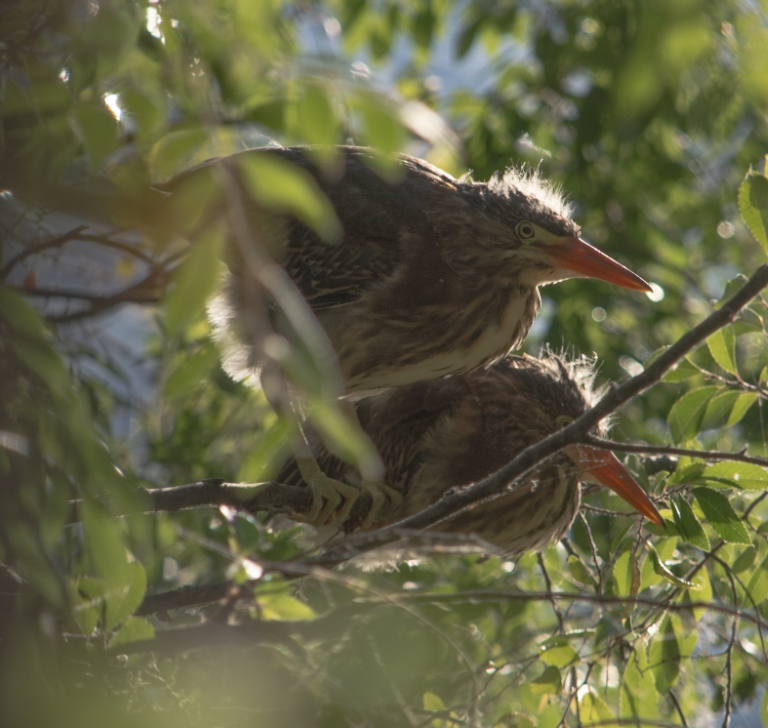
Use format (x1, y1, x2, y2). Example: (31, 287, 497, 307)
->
(305, 264, 768, 565)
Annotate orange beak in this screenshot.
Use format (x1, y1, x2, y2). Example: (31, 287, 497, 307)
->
(574, 445, 664, 526)
(545, 236, 652, 292)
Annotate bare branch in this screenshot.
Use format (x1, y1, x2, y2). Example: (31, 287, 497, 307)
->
(584, 438, 768, 468)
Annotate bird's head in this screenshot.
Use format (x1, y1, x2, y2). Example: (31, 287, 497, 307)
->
(502, 354, 663, 527)
(485, 169, 652, 293)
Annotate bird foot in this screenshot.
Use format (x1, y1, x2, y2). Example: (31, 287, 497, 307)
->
(359, 481, 404, 530)
(294, 456, 360, 527)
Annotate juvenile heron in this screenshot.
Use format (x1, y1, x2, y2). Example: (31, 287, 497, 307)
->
(162, 146, 652, 525)
(271, 353, 664, 556)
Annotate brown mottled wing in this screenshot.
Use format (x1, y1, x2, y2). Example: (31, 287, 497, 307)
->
(274, 374, 472, 495)
(239, 146, 459, 310)
(355, 375, 472, 495)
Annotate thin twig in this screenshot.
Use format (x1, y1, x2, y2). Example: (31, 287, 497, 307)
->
(584, 439, 768, 468)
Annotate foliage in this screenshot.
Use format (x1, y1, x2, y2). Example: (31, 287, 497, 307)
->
(2, 0, 768, 727)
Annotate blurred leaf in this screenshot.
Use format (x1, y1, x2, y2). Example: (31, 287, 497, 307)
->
(109, 616, 155, 649)
(579, 691, 616, 724)
(667, 386, 719, 443)
(149, 128, 208, 181)
(539, 640, 579, 668)
(706, 327, 737, 375)
(80, 499, 130, 587)
(669, 496, 709, 551)
(701, 461, 768, 491)
(103, 561, 147, 630)
(613, 549, 640, 597)
(567, 555, 593, 586)
(738, 160, 768, 252)
(650, 616, 680, 693)
(166, 223, 225, 334)
(745, 555, 768, 606)
(692, 487, 751, 544)
(238, 153, 341, 240)
(72, 101, 119, 168)
(529, 665, 561, 694)
(293, 83, 339, 146)
(164, 346, 220, 399)
(71, 577, 103, 636)
(621, 645, 659, 720)
(732, 545, 756, 574)
(257, 588, 317, 621)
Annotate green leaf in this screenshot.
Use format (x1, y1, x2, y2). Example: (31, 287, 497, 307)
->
(80, 499, 129, 587)
(692, 487, 751, 544)
(257, 589, 316, 621)
(745, 555, 768, 605)
(149, 128, 208, 181)
(567, 555, 594, 586)
(646, 542, 698, 589)
(579, 692, 616, 725)
(661, 356, 700, 382)
(164, 346, 219, 399)
(72, 101, 119, 168)
(613, 549, 640, 597)
(667, 386, 719, 443)
(701, 461, 768, 491)
(732, 545, 756, 574)
(670, 496, 709, 551)
(529, 665, 561, 694)
(422, 692, 446, 712)
(109, 616, 155, 649)
(238, 153, 341, 240)
(649, 615, 680, 693)
(71, 577, 103, 636)
(104, 561, 147, 630)
(166, 223, 225, 335)
(293, 83, 339, 146)
(707, 327, 737, 374)
(738, 161, 768, 252)
(621, 645, 659, 721)
(539, 640, 579, 668)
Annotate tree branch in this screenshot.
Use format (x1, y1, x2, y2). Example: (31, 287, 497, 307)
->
(305, 264, 768, 566)
(583, 438, 768, 468)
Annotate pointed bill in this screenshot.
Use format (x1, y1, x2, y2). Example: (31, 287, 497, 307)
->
(546, 236, 652, 292)
(575, 445, 664, 526)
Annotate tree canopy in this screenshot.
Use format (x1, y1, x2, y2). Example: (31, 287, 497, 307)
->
(2, 0, 768, 726)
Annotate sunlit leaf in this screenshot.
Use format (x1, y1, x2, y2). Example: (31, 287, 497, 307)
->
(109, 616, 155, 649)
(539, 640, 579, 668)
(738, 159, 768, 252)
(579, 691, 616, 725)
(701, 461, 768, 491)
(706, 327, 737, 374)
(667, 386, 719, 443)
(529, 665, 561, 694)
(649, 616, 680, 693)
(257, 588, 317, 621)
(621, 644, 659, 720)
(692, 487, 751, 544)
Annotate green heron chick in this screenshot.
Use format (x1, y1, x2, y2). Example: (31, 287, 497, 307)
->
(272, 354, 663, 556)
(167, 145, 651, 393)
(163, 146, 652, 525)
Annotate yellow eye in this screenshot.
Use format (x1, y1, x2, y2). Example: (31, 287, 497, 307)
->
(555, 415, 573, 429)
(515, 221, 536, 241)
